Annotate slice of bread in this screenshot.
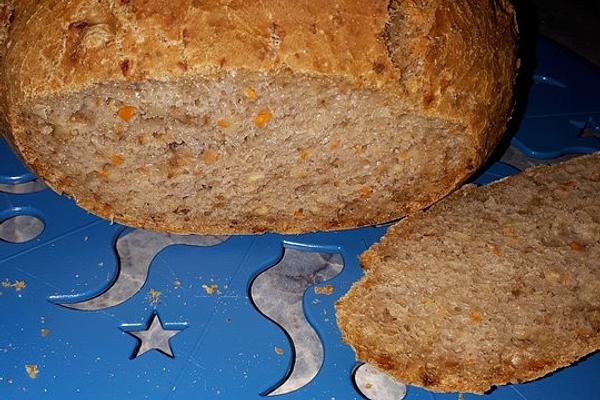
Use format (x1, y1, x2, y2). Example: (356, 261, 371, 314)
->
(336, 153, 600, 394)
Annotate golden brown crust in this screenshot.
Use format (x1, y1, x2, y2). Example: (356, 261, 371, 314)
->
(0, 0, 13, 138)
(1, 0, 518, 234)
(3, 0, 397, 105)
(388, 0, 519, 164)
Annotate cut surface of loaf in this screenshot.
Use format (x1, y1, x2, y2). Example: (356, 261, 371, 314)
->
(336, 153, 600, 393)
(0, 0, 518, 234)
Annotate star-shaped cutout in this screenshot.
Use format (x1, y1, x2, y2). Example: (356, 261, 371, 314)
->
(126, 314, 183, 358)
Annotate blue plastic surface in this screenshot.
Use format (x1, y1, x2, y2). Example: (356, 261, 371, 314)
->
(471, 162, 520, 186)
(0, 137, 35, 184)
(1, 38, 599, 400)
(511, 38, 600, 158)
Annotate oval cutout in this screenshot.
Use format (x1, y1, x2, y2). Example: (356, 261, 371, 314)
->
(0, 215, 45, 243)
(354, 363, 407, 400)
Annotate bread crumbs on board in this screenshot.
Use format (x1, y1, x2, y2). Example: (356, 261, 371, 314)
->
(25, 364, 39, 379)
(147, 289, 161, 305)
(314, 285, 334, 295)
(41, 328, 49, 337)
(2, 279, 26, 292)
(202, 284, 219, 295)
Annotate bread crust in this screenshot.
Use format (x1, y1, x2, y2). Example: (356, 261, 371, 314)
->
(0, 0, 518, 234)
(336, 153, 600, 393)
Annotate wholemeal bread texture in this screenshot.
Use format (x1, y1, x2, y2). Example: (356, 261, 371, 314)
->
(336, 153, 600, 393)
(0, 0, 518, 234)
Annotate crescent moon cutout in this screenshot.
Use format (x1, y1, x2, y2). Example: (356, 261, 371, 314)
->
(0, 179, 47, 194)
(53, 229, 228, 310)
(250, 248, 343, 396)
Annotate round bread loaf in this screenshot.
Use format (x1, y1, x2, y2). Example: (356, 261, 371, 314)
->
(0, 0, 518, 234)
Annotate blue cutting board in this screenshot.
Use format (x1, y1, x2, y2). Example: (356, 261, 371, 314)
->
(0, 38, 599, 400)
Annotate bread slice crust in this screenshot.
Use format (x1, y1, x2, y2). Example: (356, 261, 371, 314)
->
(336, 153, 600, 393)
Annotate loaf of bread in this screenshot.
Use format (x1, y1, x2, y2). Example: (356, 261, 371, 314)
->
(0, 0, 518, 234)
(336, 153, 600, 393)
